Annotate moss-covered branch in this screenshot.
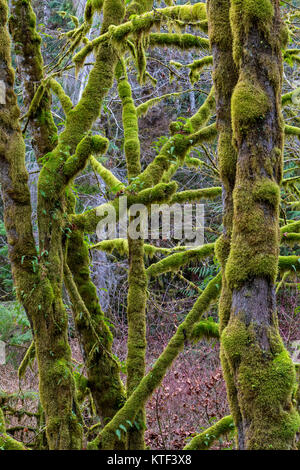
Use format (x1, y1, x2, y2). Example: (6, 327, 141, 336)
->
(64, 251, 125, 426)
(170, 187, 222, 204)
(285, 124, 300, 136)
(9, 0, 57, 161)
(116, 57, 147, 449)
(0, 409, 27, 450)
(73, 3, 207, 69)
(184, 415, 234, 450)
(88, 272, 222, 449)
(149, 33, 209, 50)
(90, 156, 125, 192)
(73, 181, 178, 233)
(282, 88, 300, 106)
(49, 78, 73, 116)
(146, 244, 215, 278)
(64, 135, 109, 181)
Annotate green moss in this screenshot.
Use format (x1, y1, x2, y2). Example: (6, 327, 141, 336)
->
(88, 273, 222, 450)
(191, 319, 220, 342)
(49, 79, 73, 115)
(90, 155, 125, 192)
(65, 231, 125, 424)
(253, 179, 280, 207)
(18, 340, 35, 380)
(149, 32, 210, 50)
(222, 315, 300, 449)
(0, 407, 26, 450)
(188, 86, 215, 131)
(285, 125, 300, 137)
(215, 234, 231, 267)
(184, 415, 233, 450)
(146, 244, 215, 278)
(171, 187, 222, 204)
(232, 78, 270, 137)
(230, 0, 274, 64)
(63, 135, 109, 180)
(282, 87, 300, 107)
(218, 130, 237, 185)
(178, 3, 207, 22)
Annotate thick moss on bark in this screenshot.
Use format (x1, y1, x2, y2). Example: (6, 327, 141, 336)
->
(116, 59, 147, 450)
(207, 0, 239, 448)
(9, 0, 57, 161)
(224, 0, 300, 449)
(65, 230, 125, 424)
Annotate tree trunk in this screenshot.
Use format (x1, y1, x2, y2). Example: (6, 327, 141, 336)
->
(221, 0, 300, 449)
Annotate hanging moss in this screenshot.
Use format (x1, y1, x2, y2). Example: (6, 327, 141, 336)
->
(49, 79, 73, 115)
(18, 341, 35, 380)
(190, 319, 220, 342)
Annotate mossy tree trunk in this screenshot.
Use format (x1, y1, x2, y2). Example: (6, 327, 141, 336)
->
(10, 0, 57, 162)
(219, 0, 300, 449)
(207, 0, 240, 443)
(116, 60, 147, 450)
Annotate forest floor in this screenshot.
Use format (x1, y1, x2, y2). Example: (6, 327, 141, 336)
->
(0, 285, 298, 450)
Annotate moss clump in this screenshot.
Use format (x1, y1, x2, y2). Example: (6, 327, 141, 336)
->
(215, 234, 231, 267)
(232, 78, 270, 137)
(222, 315, 300, 449)
(191, 319, 220, 342)
(178, 3, 207, 22)
(253, 179, 280, 207)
